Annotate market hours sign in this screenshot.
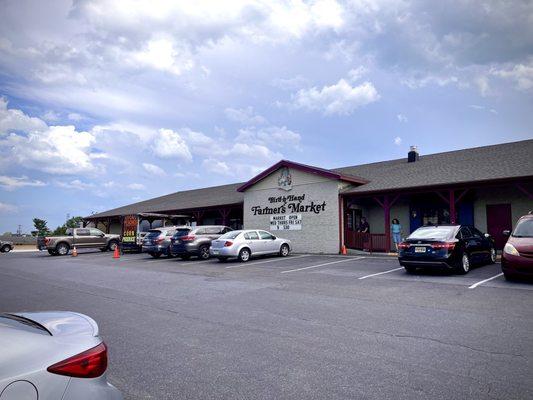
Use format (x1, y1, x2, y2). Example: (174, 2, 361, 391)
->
(270, 214, 302, 230)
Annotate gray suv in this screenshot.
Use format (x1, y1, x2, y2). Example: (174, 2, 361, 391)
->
(170, 225, 232, 260)
(142, 226, 181, 258)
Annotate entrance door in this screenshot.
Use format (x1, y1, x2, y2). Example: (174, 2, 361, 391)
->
(486, 204, 512, 250)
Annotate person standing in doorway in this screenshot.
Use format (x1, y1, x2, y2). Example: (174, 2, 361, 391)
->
(359, 217, 370, 233)
(391, 218, 402, 252)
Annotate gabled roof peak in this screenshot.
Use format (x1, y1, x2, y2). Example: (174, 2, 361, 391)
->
(236, 159, 368, 192)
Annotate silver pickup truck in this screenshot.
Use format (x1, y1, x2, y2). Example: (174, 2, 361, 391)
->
(37, 228, 120, 256)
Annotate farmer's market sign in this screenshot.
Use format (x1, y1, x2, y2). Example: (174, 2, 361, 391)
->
(250, 194, 327, 216)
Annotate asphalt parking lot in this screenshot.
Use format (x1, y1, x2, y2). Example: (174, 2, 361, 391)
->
(1, 250, 532, 400)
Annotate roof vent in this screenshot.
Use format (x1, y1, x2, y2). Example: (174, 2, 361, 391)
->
(408, 145, 419, 163)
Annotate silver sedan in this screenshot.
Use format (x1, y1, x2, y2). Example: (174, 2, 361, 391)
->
(0, 311, 123, 400)
(210, 229, 291, 262)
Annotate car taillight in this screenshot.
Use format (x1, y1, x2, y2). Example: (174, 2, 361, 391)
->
(47, 342, 108, 378)
(181, 235, 196, 242)
(398, 242, 410, 249)
(432, 242, 456, 250)
(154, 236, 165, 244)
(224, 241, 233, 247)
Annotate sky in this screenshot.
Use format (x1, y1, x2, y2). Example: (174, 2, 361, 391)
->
(0, 0, 532, 234)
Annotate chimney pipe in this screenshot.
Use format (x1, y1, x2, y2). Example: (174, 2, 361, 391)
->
(408, 145, 419, 162)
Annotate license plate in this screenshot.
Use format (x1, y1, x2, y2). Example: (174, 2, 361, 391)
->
(415, 247, 426, 253)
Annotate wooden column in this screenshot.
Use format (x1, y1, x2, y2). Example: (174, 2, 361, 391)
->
(218, 208, 231, 226)
(449, 189, 456, 224)
(516, 183, 533, 200)
(192, 211, 205, 225)
(374, 194, 400, 253)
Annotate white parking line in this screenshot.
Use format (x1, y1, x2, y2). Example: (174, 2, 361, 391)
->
(358, 267, 404, 280)
(225, 255, 312, 269)
(280, 257, 365, 274)
(468, 273, 504, 289)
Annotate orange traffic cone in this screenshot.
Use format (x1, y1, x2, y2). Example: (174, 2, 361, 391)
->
(71, 246, 78, 257)
(113, 246, 120, 259)
(341, 245, 347, 255)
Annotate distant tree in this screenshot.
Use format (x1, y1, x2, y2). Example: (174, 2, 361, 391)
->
(52, 225, 68, 236)
(2, 232, 12, 236)
(32, 218, 50, 236)
(65, 216, 84, 228)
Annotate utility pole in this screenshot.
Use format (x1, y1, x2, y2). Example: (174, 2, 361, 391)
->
(17, 225, 22, 236)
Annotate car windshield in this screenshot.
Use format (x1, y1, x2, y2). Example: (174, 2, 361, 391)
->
(513, 219, 533, 238)
(408, 226, 456, 241)
(173, 228, 192, 238)
(145, 230, 162, 239)
(219, 230, 242, 240)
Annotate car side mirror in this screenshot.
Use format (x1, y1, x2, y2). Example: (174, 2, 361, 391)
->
(271, 236, 276, 240)
(502, 230, 510, 237)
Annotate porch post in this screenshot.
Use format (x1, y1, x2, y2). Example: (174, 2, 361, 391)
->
(516, 183, 533, 200)
(219, 208, 231, 226)
(193, 211, 204, 225)
(384, 195, 391, 253)
(106, 218, 111, 233)
(449, 189, 456, 224)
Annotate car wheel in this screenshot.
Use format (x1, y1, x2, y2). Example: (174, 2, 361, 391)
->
(180, 255, 191, 260)
(217, 257, 228, 262)
(1, 245, 11, 253)
(56, 242, 70, 256)
(150, 252, 161, 259)
(458, 253, 470, 274)
(199, 245, 210, 260)
(489, 247, 497, 264)
(279, 244, 290, 257)
(238, 248, 251, 262)
(108, 240, 119, 251)
(404, 265, 417, 274)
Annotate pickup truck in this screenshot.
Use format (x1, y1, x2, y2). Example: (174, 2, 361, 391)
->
(37, 228, 120, 256)
(0, 240, 13, 253)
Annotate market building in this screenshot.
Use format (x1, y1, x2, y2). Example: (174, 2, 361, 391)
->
(85, 139, 533, 254)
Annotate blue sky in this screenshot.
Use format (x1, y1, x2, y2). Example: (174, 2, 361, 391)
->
(0, 0, 532, 233)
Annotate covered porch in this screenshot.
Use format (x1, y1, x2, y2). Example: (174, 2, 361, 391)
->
(341, 180, 533, 253)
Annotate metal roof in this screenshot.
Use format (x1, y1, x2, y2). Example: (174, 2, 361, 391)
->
(336, 139, 533, 195)
(88, 139, 533, 219)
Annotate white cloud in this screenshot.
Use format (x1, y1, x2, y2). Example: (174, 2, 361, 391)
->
(394, 136, 402, 146)
(68, 113, 84, 121)
(55, 179, 95, 190)
(202, 158, 230, 175)
(152, 128, 192, 161)
(236, 126, 301, 149)
(1, 125, 99, 175)
(397, 114, 408, 123)
(224, 107, 266, 125)
(492, 60, 533, 90)
(42, 110, 60, 122)
(347, 66, 367, 82)
(127, 183, 145, 190)
(0, 202, 18, 213)
(292, 79, 379, 115)
(0, 97, 47, 135)
(0, 175, 47, 191)
(142, 162, 166, 176)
